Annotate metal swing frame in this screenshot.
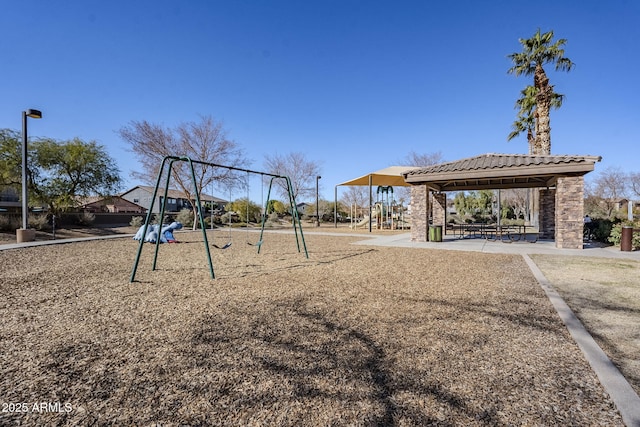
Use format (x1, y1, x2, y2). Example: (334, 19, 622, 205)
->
(130, 155, 308, 282)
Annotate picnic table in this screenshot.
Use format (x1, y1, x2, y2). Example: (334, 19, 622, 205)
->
(448, 223, 538, 243)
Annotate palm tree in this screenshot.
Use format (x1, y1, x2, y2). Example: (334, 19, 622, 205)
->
(508, 85, 564, 155)
(508, 29, 573, 154)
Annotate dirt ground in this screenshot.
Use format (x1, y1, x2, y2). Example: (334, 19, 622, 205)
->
(530, 254, 640, 397)
(0, 230, 627, 425)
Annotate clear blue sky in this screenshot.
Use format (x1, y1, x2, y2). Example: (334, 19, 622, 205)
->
(2, 0, 638, 202)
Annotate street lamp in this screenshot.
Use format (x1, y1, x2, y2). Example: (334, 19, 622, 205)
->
(18, 109, 42, 243)
(316, 175, 321, 227)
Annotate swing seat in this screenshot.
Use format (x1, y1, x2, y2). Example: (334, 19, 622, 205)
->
(247, 240, 262, 247)
(212, 242, 232, 250)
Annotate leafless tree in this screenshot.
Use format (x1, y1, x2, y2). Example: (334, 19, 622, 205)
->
(501, 188, 529, 219)
(262, 152, 321, 203)
(118, 115, 248, 227)
(400, 150, 444, 167)
(589, 167, 628, 218)
(340, 186, 369, 219)
(396, 150, 444, 202)
(629, 172, 640, 199)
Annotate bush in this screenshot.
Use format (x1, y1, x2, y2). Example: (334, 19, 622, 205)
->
(608, 221, 640, 249)
(75, 212, 95, 226)
(175, 209, 194, 227)
(0, 215, 21, 232)
(592, 218, 614, 243)
(29, 214, 51, 230)
(130, 216, 144, 228)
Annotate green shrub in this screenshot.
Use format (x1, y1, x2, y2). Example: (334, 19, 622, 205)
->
(175, 209, 194, 227)
(130, 216, 144, 228)
(608, 221, 640, 249)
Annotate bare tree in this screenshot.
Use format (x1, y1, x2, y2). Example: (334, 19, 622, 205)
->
(118, 115, 248, 227)
(590, 167, 628, 218)
(396, 150, 444, 202)
(400, 150, 444, 167)
(629, 172, 640, 199)
(263, 152, 321, 203)
(340, 186, 369, 219)
(501, 188, 529, 219)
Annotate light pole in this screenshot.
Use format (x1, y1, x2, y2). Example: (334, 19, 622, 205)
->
(316, 175, 321, 227)
(18, 109, 42, 243)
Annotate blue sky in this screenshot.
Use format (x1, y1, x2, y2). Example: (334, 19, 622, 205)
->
(2, 0, 639, 202)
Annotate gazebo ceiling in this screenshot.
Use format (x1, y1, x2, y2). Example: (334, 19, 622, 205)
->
(402, 153, 602, 192)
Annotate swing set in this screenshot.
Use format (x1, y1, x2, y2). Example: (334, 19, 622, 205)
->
(129, 155, 308, 282)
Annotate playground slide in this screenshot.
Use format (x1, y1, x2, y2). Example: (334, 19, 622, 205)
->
(351, 215, 370, 228)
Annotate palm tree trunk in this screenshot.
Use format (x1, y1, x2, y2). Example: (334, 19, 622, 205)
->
(534, 64, 552, 155)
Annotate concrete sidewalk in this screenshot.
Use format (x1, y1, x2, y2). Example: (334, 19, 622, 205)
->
(347, 231, 640, 260)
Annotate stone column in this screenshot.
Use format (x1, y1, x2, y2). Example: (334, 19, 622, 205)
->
(410, 185, 428, 242)
(555, 176, 584, 249)
(539, 188, 555, 240)
(432, 193, 446, 228)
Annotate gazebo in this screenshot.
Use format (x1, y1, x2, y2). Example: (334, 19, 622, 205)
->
(402, 153, 601, 249)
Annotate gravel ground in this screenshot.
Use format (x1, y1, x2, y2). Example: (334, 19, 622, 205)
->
(0, 230, 624, 426)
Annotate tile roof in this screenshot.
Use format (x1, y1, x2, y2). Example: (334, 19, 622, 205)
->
(404, 153, 602, 177)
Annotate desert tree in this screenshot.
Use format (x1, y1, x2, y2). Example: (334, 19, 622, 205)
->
(118, 115, 248, 228)
(508, 29, 574, 154)
(0, 129, 23, 189)
(262, 152, 321, 203)
(29, 137, 122, 215)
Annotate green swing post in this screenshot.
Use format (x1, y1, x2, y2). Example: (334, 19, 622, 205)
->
(152, 157, 177, 271)
(183, 156, 215, 279)
(286, 176, 308, 258)
(130, 155, 172, 283)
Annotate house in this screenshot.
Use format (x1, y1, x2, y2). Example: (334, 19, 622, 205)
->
(79, 195, 146, 213)
(120, 185, 227, 214)
(0, 187, 20, 213)
(296, 202, 311, 215)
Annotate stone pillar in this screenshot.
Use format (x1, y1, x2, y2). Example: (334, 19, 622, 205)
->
(432, 193, 446, 228)
(410, 185, 428, 242)
(539, 188, 555, 240)
(555, 176, 584, 249)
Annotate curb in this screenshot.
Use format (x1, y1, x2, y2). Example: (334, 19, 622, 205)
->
(522, 254, 640, 427)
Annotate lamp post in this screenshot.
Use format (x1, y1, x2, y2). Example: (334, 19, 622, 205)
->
(18, 109, 42, 243)
(316, 175, 321, 227)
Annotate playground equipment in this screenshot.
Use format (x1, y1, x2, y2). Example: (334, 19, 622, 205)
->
(130, 155, 308, 282)
(134, 221, 183, 243)
(349, 186, 407, 230)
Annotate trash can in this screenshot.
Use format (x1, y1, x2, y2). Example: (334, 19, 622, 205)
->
(621, 226, 633, 251)
(429, 225, 443, 242)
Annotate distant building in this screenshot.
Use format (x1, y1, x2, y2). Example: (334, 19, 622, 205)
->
(0, 187, 20, 213)
(296, 202, 311, 215)
(120, 185, 227, 214)
(78, 195, 146, 213)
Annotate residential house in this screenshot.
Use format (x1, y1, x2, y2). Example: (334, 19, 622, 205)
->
(0, 187, 20, 213)
(79, 196, 146, 213)
(120, 185, 227, 214)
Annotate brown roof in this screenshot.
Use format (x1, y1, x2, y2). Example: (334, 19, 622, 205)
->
(403, 153, 601, 191)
